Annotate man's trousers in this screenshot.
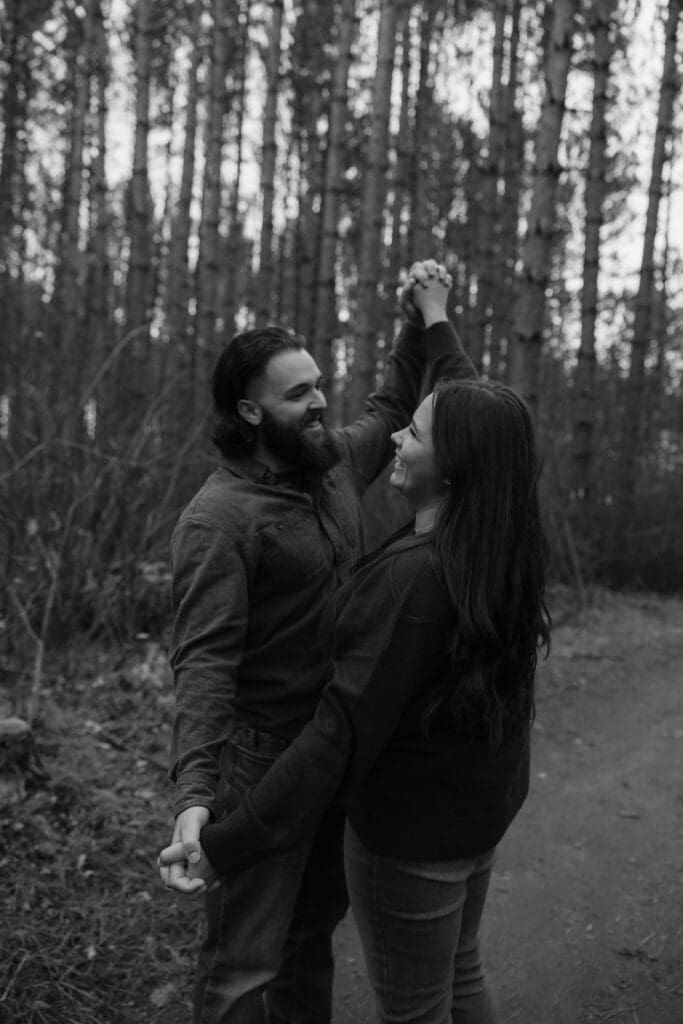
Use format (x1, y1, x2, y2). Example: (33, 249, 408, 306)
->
(193, 725, 349, 1024)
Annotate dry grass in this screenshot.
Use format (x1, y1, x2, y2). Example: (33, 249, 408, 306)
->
(0, 639, 203, 1024)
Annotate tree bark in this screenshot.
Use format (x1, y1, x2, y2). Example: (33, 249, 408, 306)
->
(120, 0, 154, 434)
(84, 4, 111, 441)
(350, 0, 402, 415)
(0, 0, 52, 253)
(491, 0, 522, 380)
(312, 0, 357, 387)
(470, 0, 508, 374)
(616, 0, 681, 509)
(165, 0, 204, 396)
(126, 0, 153, 335)
(507, 0, 578, 415)
(54, 0, 99, 432)
(195, 0, 231, 397)
(571, 0, 618, 502)
(222, 0, 250, 340)
(285, 4, 320, 340)
(405, 0, 440, 263)
(255, 0, 284, 325)
(643, 159, 673, 450)
(0, 0, 53, 448)
(382, 5, 414, 356)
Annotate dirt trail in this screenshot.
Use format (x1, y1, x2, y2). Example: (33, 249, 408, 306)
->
(332, 593, 683, 1024)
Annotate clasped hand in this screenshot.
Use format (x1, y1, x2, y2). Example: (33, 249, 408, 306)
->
(158, 805, 219, 896)
(399, 258, 453, 327)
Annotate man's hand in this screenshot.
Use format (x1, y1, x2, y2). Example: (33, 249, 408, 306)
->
(158, 805, 213, 895)
(399, 259, 453, 327)
(158, 835, 219, 893)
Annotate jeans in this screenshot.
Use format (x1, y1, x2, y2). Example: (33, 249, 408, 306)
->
(194, 726, 348, 1024)
(344, 822, 498, 1024)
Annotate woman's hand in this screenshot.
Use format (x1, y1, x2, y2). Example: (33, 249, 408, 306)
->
(399, 259, 453, 327)
(158, 837, 219, 895)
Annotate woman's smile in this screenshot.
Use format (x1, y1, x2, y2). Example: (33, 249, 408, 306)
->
(389, 395, 444, 509)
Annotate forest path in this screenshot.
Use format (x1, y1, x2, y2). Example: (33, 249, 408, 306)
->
(333, 592, 683, 1024)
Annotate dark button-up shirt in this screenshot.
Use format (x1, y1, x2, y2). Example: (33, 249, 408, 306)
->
(169, 321, 475, 815)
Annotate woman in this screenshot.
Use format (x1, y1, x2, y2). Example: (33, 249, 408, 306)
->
(160, 364, 550, 1024)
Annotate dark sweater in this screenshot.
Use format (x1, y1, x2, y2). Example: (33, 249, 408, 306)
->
(200, 529, 530, 873)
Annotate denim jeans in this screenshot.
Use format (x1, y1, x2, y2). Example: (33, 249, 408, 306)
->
(194, 726, 348, 1024)
(344, 822, 498, 1024)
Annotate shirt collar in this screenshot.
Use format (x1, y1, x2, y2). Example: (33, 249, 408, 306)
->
(220, 453, 307, 489)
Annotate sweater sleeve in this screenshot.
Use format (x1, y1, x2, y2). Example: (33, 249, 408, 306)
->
(422, 320, 477, 390)
(199, 553, 446, 875)
(334, 320, 475, 496)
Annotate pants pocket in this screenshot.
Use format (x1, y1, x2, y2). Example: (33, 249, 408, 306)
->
(215, 727, 289, 820)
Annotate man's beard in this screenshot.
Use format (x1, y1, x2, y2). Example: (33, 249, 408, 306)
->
(260, 407, 340, 474)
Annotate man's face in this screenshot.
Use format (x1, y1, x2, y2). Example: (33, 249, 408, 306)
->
(246, 349, 339, 473)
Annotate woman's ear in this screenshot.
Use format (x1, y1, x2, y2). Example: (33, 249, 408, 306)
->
(237, 399, 262, 426)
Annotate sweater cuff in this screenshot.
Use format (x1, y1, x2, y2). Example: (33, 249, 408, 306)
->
(199, 795, 269, 876)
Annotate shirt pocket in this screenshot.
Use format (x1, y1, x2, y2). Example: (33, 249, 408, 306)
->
(256, 509, 331, 594)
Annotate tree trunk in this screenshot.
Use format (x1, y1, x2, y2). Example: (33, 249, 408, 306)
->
(470, 0, 508, 374)
(294, 152, 317, 338)
(290, 0, 327, 341)
(571, 0, 617, 503)
(312, 0, 357, 389)
(195, 0, 231, 399)
(54, 0, 98, 434)
(84, 5, 111, 442)
(616, 0, 681, 509)
(382, 5, 413, 355)
(222, 0, 250, 340)
(491, 0, 522, 380)
(121, 0, 154, 432)
(0, 0, 52, 448)
(165, 0, 204, 406)
(405, 0, 440, 263)
(507, 0, 578, 415)
(255, 0, 284, 325)
(126, 0, 153, 333)
(0, 0, 52, 252)
(350, 0, 402, 415)
(0, 0, 32, 268)
(643, 160, 673, 450)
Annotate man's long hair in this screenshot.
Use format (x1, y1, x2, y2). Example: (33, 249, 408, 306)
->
(211, 327, 304, 457)
(425, 379, 551, 746)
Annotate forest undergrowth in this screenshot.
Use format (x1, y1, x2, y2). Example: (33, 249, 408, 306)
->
(0, 639, 200, 1024)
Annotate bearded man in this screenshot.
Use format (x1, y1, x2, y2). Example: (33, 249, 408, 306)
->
(163, 262, 475, 1024)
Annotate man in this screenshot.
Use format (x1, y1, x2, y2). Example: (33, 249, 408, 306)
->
(161, 262, 475, 1024)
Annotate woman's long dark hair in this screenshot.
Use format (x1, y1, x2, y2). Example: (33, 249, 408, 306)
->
(425, 379, 551, 746)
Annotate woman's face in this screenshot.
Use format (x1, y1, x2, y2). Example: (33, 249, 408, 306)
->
(389, 394, 445, 509)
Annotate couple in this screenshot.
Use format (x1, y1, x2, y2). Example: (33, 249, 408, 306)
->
(159, 261, 550, 1024)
